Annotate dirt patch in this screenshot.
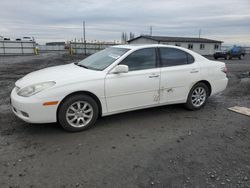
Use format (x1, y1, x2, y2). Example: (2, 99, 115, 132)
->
(0, 53, 249, 187)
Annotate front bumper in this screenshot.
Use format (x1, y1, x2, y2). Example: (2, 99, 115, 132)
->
(10, 88, 59, 123)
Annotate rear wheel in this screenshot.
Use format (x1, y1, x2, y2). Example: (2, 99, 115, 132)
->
(185, 83, 209, 110)
(58, 94, 99, 132)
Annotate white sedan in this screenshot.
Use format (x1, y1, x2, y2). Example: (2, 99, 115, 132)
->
(11, 44, 228, 132)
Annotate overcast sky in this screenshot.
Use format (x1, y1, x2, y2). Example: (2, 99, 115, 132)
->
(0, 0, 250, 45)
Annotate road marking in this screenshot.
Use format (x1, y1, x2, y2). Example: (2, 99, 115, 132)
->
(228, 106, 250, 117)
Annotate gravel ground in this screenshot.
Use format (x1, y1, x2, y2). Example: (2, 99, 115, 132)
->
(0, 52, 249, 188)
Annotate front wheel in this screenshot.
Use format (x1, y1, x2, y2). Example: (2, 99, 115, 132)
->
(58, 94, 99, 132)
(185, 83, 209, 110)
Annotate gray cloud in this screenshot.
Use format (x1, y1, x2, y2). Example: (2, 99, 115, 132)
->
(0, 0, 250, 45)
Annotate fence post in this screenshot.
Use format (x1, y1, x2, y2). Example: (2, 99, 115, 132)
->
(32, 41, 36, 55)
(21, 42, 24, 55)
(3, 41, 5, 55)
(74, 38, 77, 55)
(69, 42, 74, 55)
(84, 40, 86, 55)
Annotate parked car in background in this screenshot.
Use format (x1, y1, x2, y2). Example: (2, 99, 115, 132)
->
(214, 46, 245, 60)
(22, 37, 34, 41)
(11, 44, 228, 132)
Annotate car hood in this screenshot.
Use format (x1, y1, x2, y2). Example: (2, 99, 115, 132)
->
(15, 63, 102, 88)
(215, 50, 227, 53)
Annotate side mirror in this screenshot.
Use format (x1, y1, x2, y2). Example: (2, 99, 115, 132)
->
(111, 65, 129, 74)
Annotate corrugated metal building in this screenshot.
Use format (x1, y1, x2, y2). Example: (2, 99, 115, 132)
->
(127, 35, 223, 55)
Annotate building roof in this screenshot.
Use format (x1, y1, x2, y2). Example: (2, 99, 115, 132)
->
(127, 35, 223, 43)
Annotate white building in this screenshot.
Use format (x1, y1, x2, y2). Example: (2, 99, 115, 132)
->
(127, 35, 223, 55)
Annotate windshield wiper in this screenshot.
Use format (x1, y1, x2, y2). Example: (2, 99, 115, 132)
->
(74, 62, 89, 69)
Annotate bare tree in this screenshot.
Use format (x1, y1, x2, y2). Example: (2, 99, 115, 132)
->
(121, 32, 128, 44)
(121, 32, 135, 43)
(129, 32, 135, 40)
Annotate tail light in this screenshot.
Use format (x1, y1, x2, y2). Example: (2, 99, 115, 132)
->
(221, 66, 228, 74)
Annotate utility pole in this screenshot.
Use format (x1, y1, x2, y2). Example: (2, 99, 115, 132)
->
(199, 29, 201, 38)
(83, 21, 86, 55)
(150, 26, 152, 36)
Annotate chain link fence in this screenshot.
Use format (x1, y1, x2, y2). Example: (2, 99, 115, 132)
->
(0, 41, 36, 55)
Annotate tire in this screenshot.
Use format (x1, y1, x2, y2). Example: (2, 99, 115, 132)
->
(185, 83, 209, 110)
(58, 94, 99, 132)
(214, 57, 218, 60)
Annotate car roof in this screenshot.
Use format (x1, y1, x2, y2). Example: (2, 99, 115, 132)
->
(112, 44, 185, 50)
(112, 44, 208, 62)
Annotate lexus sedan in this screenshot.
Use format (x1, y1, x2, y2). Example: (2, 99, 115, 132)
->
(11, 44, 228, 132)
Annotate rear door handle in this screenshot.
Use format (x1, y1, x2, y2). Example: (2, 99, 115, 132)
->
(190, 69, 199, 73)
(149, 75, 159, 78)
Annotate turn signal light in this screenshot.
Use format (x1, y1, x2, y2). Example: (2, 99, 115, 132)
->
(43, 101, 59, 106)
(221, 66, 228, 74)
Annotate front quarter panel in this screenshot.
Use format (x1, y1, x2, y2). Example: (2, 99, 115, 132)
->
(33, 76, 107, 116)
(11, 71, 107, 124)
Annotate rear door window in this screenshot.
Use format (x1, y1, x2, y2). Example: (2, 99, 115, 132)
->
(159, 48, 194, 67)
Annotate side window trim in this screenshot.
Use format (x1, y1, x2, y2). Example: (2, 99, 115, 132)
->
(155, 47, 160, 68)
(186, 53, 195, 64)
(158, 47, 163, 67)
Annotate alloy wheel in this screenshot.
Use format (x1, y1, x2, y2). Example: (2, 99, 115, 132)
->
(191, 87, 207, 107)
(66, 101, 93, 128)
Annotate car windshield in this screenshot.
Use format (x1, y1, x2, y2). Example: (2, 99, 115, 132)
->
(224, 47, 231, 51)
(76, 47, 130, 71)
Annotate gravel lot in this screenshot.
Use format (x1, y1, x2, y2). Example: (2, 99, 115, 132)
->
(0, 52, 250, 188)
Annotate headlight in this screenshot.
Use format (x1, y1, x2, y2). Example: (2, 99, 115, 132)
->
(17, 81, 56, 97)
